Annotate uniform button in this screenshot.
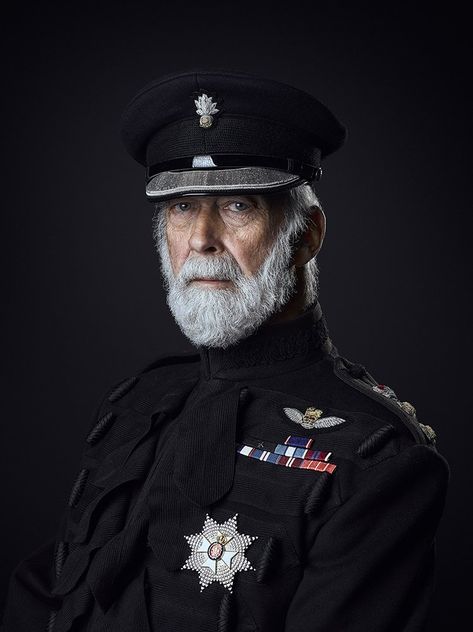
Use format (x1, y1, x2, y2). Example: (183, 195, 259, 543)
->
(419, 423, 437, 442)
(400, 401, 416, 416)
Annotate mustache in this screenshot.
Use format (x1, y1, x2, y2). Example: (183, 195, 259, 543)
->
(177, 254, 244, 284)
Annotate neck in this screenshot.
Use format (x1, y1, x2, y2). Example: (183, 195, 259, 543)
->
(265, 267, 311, 325)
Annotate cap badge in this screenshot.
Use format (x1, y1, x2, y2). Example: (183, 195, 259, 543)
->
(284, 406, 347, 429)
(194, 93, 219, 128)
(181, 513, 257, 592)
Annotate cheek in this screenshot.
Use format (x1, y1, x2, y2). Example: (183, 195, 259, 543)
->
(230, 230, 273, 276)
(166, 230, 188, 276)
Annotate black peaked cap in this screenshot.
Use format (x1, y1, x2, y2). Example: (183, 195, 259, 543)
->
(120, 70, 347, 201)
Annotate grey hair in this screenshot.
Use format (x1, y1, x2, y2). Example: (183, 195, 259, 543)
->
(151, 181, 322, 308)
(278, 181, 323, 308)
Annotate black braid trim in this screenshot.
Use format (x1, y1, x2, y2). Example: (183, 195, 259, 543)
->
(304, 472, 332, 515)
(107, 376, 140, 403)
(238, 387, 251, 410)
(68, 468, 89, 507)
(218, 592, 234, 632)
(46, 610, 57, 632)
(345, 360, 367, 380)
(54, 540, 68, 579)
(256, 536, 278, 583)
(357, 424, 397, 458)
(86, 411, 116, 445)
(212, 317, 330, 369)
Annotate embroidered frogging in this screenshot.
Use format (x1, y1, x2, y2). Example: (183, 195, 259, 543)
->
(107, 376, 140, 403)
(304, 471, 332, 515)
(357, 424, 397, 458)
(54, 541, 68, 579)
(45, 609, 57, 632)
(85, 411, 116, 445)
(218, 592, 235, 632)
(256, 536, 278, 583)
(67, 469, 89, 508)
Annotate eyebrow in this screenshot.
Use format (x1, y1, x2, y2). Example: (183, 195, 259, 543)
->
(166, 195, 260, 205)
(219, 195, 262, 206)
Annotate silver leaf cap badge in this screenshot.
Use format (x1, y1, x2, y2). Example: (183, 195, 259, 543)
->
(284, 406, 347, 429)
(194, 93, 219, 128)
(181, 513, 257, 592)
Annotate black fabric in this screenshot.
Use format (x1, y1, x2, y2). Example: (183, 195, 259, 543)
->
(1, 301, 449, 632)
(146, 154, 322, 183)
(145, 116, 324, 173)
(120, 69, 347, 173)
(172, 380, 243, 507)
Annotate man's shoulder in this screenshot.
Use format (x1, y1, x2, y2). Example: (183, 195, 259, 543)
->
(257, 351, 441, 471)
(88, 350, 201, 429)
(267, 352, 449, 493)
(325, 353, 437, 448)
(324, 355, 449, 506)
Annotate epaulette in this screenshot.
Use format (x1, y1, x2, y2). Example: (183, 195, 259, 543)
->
(332, 354, 437, 447)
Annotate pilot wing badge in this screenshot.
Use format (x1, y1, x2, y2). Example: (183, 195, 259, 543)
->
(181, 513, 257, 592)
(284, 406, 347, 429)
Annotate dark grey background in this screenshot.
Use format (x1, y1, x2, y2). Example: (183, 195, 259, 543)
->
(1, 1, 471, 628)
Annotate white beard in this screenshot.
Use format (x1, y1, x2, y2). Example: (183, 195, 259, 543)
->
(154, 215, 301, 349)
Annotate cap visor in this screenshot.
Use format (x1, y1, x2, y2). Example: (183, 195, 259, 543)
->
(145, 167, 304, 201)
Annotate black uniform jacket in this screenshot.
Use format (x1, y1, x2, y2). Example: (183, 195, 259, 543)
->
(1, 301, 449, 632)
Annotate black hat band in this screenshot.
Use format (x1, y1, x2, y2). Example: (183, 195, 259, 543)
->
(146, 155, 322, 183)
(145, 115, 323, 171)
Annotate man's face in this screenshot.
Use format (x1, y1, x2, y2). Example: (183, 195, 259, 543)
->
(165, 194, 284, 284)
(153, 190, 310, 348)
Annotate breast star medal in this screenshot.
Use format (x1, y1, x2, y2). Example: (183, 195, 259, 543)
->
(181, 513, 257, 592)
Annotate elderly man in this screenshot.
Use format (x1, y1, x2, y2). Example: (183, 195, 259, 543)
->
(2, 70, 448, 632)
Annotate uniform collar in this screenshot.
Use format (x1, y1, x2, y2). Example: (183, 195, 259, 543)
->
(196, 299, 335, 381)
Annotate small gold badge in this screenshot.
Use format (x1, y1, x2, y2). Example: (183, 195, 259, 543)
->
(216, 530, 232, 546)
(419, 423, 437, 442)
(400, 401, 416, 416)
(303, 407, 324, 424)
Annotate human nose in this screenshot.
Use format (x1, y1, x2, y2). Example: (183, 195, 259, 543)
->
(188, 206, 225, 254)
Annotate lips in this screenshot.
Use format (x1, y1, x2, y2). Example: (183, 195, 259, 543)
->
(192, 278, 230, 282)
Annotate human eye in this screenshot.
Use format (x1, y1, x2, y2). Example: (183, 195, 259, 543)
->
(223, 199, 252, 213)
(169, 200, 193, 213)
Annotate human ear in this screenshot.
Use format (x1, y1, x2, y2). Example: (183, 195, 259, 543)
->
(292, 206, 326, 267)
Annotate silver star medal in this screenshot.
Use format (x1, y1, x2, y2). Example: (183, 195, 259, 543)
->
(181, 513, 257, 592)
(284, 406, 347, 429)
(194, 93, 219, 128)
